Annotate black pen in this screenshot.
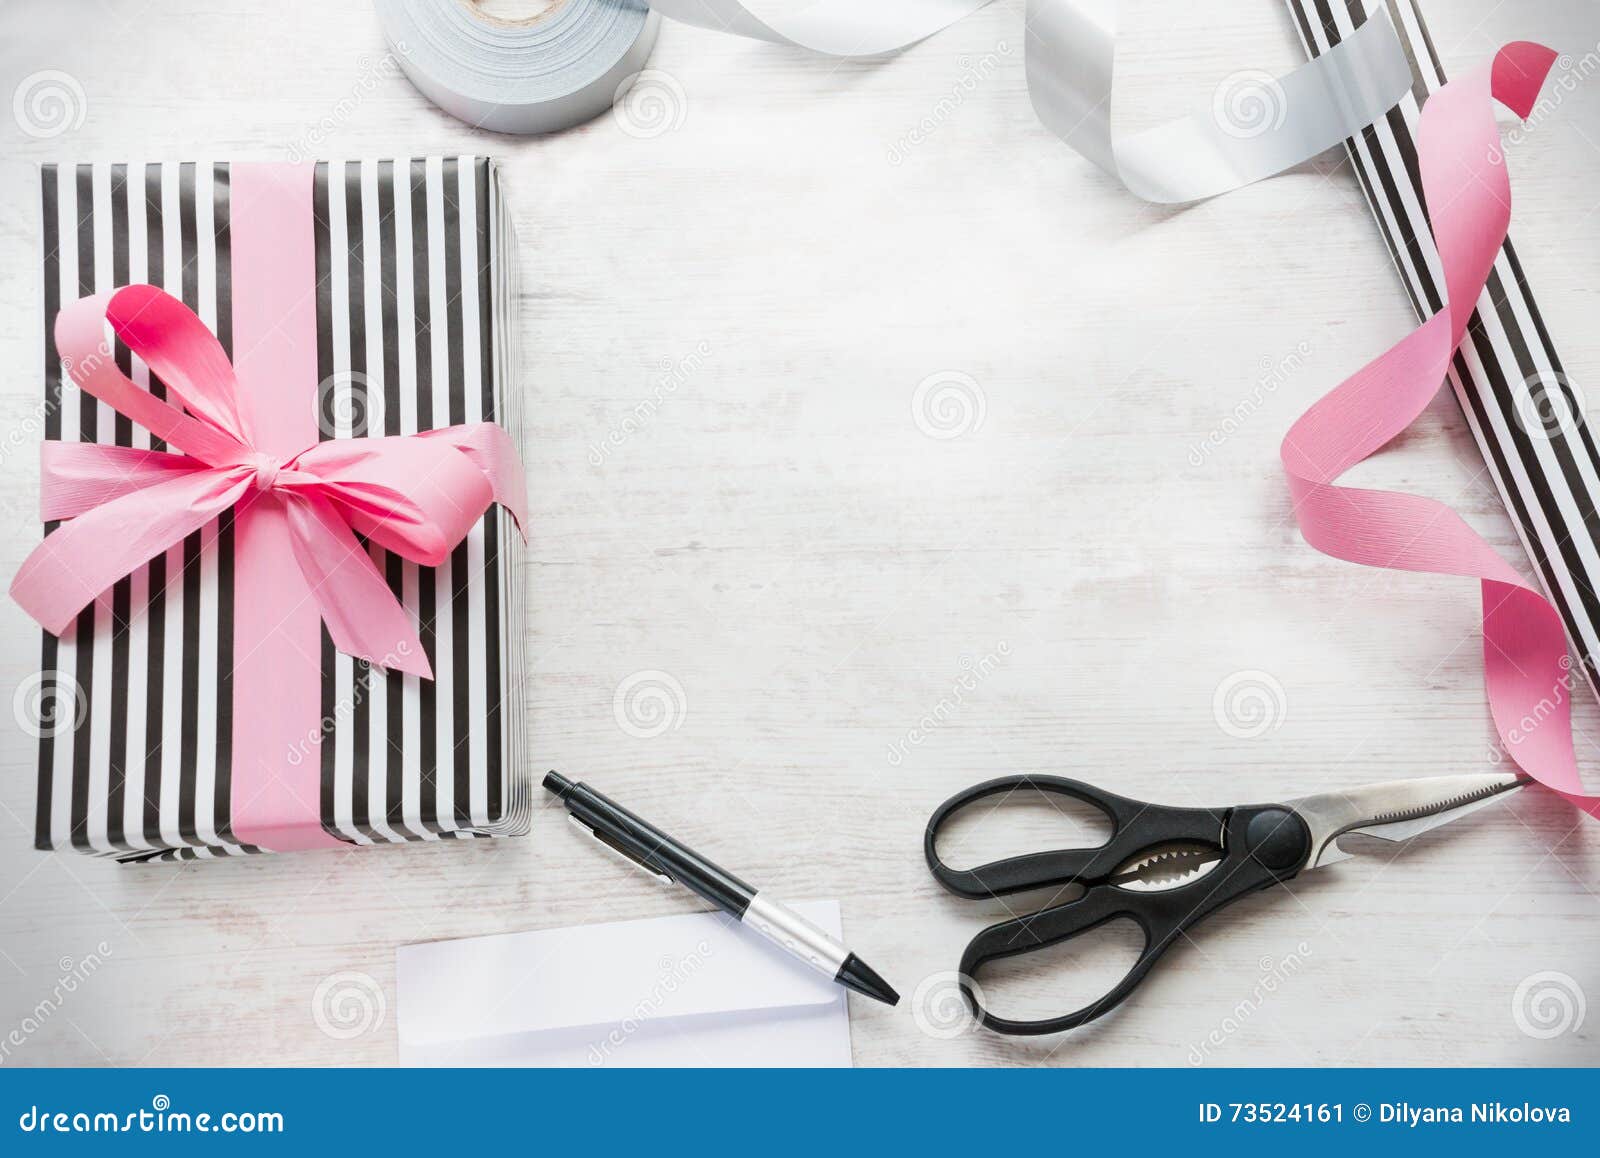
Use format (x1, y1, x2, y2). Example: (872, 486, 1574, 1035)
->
(543, 772, 899, 1006)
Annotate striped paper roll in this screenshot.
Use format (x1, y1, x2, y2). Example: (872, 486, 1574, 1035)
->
(1286, 0, 1600, 702)
(33, 159, 529, 861)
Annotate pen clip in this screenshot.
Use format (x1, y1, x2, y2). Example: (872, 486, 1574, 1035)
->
(568, 815, 675, 886)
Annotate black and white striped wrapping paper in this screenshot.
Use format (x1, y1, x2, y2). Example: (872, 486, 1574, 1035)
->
(1287, 0, 1600, 699)
(33, 158, 529, 861)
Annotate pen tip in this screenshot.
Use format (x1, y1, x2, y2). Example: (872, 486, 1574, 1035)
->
(836, 953, 899, 1007)
(543, 771, 573, 797)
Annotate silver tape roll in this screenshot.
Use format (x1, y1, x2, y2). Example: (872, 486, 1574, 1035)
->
(377, 0, 660, 135)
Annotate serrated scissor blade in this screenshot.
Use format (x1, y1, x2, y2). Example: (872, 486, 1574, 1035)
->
(1108, 843, 1223, 891)
(1286, 771, 1529, 870)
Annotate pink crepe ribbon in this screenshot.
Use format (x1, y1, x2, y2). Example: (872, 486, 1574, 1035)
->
(1283, 41, 1598, 817)
(12, 283, 526, 681)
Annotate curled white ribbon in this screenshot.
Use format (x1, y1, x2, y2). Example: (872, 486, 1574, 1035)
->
(649, 0, 1414, 203)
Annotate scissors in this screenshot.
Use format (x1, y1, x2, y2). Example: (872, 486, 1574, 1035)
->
(924, 769, 1530, 1035)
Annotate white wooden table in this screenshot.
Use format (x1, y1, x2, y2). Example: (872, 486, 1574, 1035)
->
(0, 0, 1597, 1067)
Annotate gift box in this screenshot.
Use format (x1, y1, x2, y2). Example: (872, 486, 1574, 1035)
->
(23, 158, 529, 861)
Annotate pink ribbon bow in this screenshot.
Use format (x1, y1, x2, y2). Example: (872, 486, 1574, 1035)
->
(11, 284, 527, 680)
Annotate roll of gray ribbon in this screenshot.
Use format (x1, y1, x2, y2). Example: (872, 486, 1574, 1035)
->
(381, 0, 1415, 196)
(376, 0, 660, 135)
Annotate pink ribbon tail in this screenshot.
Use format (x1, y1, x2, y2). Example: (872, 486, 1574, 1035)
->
(420, 422, 530, 534)
(38, 443, 211, 521)
(283, 493, 432, 679)
(12, 467, 252, 635)
(1282, 41, 1598, 817)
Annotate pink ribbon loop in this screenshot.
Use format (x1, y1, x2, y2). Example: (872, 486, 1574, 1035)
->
(1283, 42, 1598, 817)
(12, 284, 527, 682)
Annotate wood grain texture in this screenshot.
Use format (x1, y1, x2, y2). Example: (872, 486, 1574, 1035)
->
(0, 0, 1597, 1067)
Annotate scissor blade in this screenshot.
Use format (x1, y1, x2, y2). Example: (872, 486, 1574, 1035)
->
(1286, 771, 1529, 870)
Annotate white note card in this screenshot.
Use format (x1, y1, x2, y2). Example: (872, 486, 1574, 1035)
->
(396, 899, 853, 1067)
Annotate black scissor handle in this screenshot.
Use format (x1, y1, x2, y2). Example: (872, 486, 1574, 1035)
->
(954, 804, 1312, 1035)
(924, 774, 1229, 898)
(956, 884, 1166, 1035)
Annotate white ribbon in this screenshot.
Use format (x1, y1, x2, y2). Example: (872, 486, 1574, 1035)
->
(379, 0, 1415, 204)
(649, 0, 1414, 203)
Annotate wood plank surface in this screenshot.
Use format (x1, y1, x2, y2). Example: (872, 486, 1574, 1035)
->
(0, 0, 1595, 1066)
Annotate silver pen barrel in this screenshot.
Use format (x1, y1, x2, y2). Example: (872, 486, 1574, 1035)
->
(741, 893, 899, 1006)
